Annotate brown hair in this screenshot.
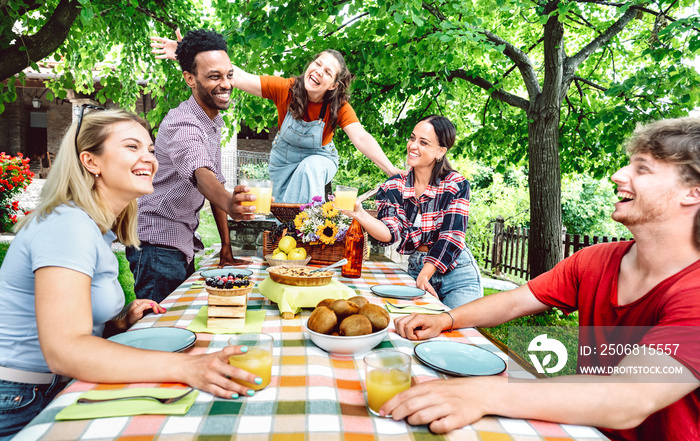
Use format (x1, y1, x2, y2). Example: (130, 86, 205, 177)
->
(288, 50, 354, 132)
(419, 115, 458, 186)
(625, 117, 700, 247)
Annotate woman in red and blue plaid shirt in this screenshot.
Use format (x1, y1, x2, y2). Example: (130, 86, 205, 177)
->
(345, 115, 482, 308)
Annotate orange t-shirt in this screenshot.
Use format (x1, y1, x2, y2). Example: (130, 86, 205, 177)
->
(260, 76, 359, 146)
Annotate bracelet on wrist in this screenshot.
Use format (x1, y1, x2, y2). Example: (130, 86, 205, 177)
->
(442, 311, 455, 332)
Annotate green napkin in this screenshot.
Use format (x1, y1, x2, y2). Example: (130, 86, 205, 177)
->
(186, 306, 266, 334)
(55, 387, 198, 421)
(385, 303, 446, 315)
(258, 277, 354, 315)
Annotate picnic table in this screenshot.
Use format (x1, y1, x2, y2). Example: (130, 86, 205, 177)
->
(13, 254, 608, 441)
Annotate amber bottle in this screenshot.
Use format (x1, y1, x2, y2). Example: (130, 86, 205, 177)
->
(341, 219, 364, 278)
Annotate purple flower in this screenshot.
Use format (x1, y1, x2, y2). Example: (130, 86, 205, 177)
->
(312, 195, 323, 202)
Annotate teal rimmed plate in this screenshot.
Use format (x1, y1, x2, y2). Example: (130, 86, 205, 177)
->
(108, 328, 196, 353)
(414, 341, 506, 376)
(200, 268, 253, 279)
(370, 285, 425, 300)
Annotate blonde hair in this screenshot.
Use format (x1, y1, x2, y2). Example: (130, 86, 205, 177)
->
(16, 109, 151, 247)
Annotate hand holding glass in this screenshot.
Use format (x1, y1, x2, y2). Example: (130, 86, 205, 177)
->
(241, 179, 272, 215)
(364, 349, 412, 416)
(228, 333, 273, 390)
(334, 185, 358, 211)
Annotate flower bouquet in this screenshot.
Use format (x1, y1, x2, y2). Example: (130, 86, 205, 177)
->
(293, 195, 352, 246)
(264, 195, 367, 266)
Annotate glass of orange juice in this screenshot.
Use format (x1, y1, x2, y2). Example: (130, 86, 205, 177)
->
(240, 179, 273, 215)
(364, 349, 412, 417)
(228, 333, 274, 390)
(334, 185, 358, 211)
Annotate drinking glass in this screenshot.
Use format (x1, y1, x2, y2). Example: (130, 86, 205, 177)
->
(241, 179, 272, 215)
(364, 349, 412, 417)
(228, 333, 274, 390)
(334, 185, 358, 211)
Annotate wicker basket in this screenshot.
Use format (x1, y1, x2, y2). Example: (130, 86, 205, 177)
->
(270, 202, 304, 222)
(263, 230, 369, 266)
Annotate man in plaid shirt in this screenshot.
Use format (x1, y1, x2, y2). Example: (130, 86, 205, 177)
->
(127, 29, 255, 303)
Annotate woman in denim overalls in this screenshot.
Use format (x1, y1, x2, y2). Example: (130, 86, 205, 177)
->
(343, 115, 482, 309)
(151, 34, 404, 203)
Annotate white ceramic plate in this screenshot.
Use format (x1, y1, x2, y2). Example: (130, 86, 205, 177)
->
(108, 328, 196, 352)
(200, 268, 253, 279)
(370, 285, 425, 300)
(414, 341, 506, 376)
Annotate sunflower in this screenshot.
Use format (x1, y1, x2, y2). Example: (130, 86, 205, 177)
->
(294, 211, 309, 230)
(321, 201, 338, 218)
(316, 219, 339, 245)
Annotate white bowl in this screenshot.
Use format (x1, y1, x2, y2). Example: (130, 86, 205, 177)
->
(305, 324, 389, 355)
(264, 254, 312, 267)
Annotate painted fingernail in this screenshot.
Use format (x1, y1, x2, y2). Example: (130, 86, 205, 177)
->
(254, 377, 262, 385)
(150, 303, 154, 307)
(247, 389, 255, 397)
(231, 393, 239, 399)
(240, 346, 248, 353)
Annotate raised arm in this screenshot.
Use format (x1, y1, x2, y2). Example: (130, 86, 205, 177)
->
(343, 122, 404, 177)
(150, 30, 262, 97)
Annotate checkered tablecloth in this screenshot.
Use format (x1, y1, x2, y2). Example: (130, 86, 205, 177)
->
(15, 257, 607, 441)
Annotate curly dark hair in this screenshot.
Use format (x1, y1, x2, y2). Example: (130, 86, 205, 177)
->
(175, 29, 228, 74)
(288, 49, 354, 132)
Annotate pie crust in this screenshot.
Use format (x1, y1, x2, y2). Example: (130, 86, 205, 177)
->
(268, 266, 333, 286)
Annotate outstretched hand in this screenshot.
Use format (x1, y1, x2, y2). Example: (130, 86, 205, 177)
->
(229, 184, 257, 221)
(393, 312, 450, 341)
(150, 28, 182, 60)
(381, 377, 494, 433)
(182, 345, 263, 399)
(124, 300, 166, 329)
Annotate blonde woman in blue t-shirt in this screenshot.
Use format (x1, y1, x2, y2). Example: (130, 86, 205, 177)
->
(0, 108, 261, 440)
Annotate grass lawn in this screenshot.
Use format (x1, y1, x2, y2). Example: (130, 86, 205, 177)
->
(482, 287, 580, 376)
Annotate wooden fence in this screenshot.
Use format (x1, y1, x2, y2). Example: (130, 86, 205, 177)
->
(481, 216, 631, 280)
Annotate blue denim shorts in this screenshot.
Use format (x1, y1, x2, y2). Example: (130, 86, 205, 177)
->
(407, 247, 483, 309)
(0, 377, 67, 440)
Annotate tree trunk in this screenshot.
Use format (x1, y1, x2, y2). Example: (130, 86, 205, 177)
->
(0, 0, 80, 81)
(527, 109, 563, 278)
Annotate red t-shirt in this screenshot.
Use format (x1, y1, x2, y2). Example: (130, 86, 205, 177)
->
(259, 76, 359, 147)
(528, 241, 700, 441)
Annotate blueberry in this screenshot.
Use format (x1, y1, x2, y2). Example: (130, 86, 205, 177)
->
(225, 280, 234, 289)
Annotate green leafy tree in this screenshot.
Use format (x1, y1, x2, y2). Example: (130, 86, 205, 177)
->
(0, 0, 201, 119)
(212, 0, 699, 277)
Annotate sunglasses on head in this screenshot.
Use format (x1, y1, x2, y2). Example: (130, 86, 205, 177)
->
(75, 104, 106, 147)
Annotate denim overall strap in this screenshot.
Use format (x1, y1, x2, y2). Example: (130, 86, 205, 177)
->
(269, 103, 339, 203)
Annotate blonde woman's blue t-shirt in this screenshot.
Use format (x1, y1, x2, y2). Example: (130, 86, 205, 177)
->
(0, 204, 123, 373)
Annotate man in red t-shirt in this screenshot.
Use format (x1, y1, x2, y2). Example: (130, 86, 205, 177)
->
(389, 117, 700, 441)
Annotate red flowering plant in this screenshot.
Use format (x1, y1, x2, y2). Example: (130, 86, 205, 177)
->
(0, 152, 34, 232)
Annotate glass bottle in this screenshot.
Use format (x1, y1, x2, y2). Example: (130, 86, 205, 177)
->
(341, 219, 364, 278)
